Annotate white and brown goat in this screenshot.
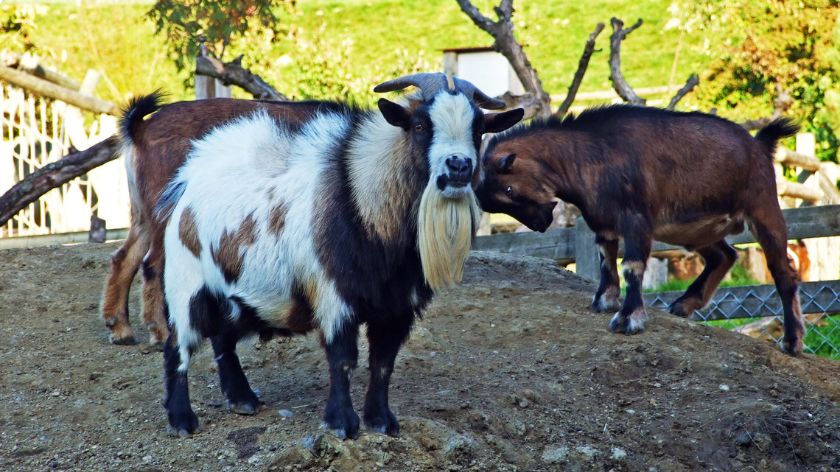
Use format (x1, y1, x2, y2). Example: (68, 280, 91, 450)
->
(101, 98, 335, 347)
(477, 105, 806, 355)
(120, 74, 524, 438)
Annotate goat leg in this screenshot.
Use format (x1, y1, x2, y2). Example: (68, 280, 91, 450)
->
(669, 240, 737, 318)
(163, 334, 199, 436)
(363, 316, 412, 436)
(211, 330, 261, 415)
(592, 235, 621, 313)
(609, 218, 651, 335)
(322, 324, 360, 440)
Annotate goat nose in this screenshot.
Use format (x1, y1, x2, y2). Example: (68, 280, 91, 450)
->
(445, 156, 471, 174)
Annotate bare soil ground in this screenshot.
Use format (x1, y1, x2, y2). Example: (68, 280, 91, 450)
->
(1, 243, 839, 471)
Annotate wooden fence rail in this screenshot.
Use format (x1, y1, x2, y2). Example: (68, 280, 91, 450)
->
(474, 204, 840, 280)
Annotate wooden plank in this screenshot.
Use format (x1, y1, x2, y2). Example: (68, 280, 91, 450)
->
(0, 65, 118, 115)
(775, 147, 821, 172)
(574, 217, 600, 280)
(776, 178, 821, 202)
(0, 227, 128, 250)
(473, 227, 575, 262)
(474, 205, 840, 261)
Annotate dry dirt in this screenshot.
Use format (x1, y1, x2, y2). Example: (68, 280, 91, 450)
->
(1, 242, 839, 471)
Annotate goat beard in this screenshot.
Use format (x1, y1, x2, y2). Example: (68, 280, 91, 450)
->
(417, 183, 481, 290)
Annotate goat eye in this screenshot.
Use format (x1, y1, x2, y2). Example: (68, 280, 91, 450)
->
(414, 123, 423, 132)
(505, 186, 513, 197)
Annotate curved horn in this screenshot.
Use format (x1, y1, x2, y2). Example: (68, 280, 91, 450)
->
(453, 77, 506, 110)
(372, 73, 448, 101)
(374, 72, 507, 110)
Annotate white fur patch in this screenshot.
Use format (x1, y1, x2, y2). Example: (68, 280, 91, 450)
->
(162, 109, 358, 364)
(427, 93, 477, 198)
(346, 112, 410, 241)
(121, 143, 142, 212)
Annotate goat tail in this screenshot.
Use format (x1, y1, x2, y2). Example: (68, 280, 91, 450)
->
(755, 117, 799, 158)
(120, 90, 166, 145)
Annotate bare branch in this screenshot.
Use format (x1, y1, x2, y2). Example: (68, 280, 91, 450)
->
(195, 55, 288, 101)
(456, 0, 497, 34)
(555, 22, 605, 117)
(666, 73, 699, 110)
(0, 137, 120, 228)
(456, 0, 551, 119)
(609, 17, 645, 105)
(494, 0, 514, 20)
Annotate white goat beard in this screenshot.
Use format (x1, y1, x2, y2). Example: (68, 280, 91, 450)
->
(417, 183, 480, 290)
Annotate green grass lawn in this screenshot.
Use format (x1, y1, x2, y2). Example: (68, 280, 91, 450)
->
(17, 0, 710, 105)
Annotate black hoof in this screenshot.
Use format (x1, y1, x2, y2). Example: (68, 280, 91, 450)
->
(109, 333, 137, 345)
(363, 408, 400, 436)
(608, 313, 627, 333)
(228, 398, 261, 415)
(323, 406, 360, 440)
(167, 409, 199, 437)
(781, 337, 803, 357)
(667, 299, 693, 318)
(609, 313, 646, 335)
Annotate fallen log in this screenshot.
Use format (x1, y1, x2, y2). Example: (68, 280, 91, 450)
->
(0, 137, 119, 228)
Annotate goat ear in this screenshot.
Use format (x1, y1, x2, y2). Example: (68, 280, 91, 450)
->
(497, 153, 516, 172)
(484, 108, 524, 134)
(378, 99, 411, 130)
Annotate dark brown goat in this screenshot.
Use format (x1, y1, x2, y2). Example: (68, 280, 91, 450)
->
(101, 98, 329, 346)
(477, 105, 805, 355)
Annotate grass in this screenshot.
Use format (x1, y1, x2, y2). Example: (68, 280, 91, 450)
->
(704, 315, 840, 360)
(647, 263, 840, 360)
(645, 263, 763, 293)
(12, 0, 711, 105)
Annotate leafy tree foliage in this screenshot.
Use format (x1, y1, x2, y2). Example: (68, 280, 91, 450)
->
(147, 0, 294, 72)
(672, 0, 839, 161)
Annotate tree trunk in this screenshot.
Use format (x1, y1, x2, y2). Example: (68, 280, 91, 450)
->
(0, 137, 119, 228)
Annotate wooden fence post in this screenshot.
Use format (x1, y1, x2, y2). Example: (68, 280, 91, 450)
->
(574, 216, 600, 281)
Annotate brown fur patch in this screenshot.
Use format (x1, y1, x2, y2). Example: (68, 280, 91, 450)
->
(211, 214, 258, 283)
(267, 203, 288, 235)
(178, 208, 202, 257)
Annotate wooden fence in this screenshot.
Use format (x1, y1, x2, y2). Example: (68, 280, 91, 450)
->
(475, 204, 840, 356)
(475, 205, 840, 279)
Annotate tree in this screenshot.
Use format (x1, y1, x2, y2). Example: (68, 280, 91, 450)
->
(147, 0, 294, 73)
(671, 0, 839, 162)
(456, 1, 698, 120)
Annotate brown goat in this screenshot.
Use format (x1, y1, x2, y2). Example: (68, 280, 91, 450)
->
(101, 98, 330, 346)
(477, 105, 806, 355)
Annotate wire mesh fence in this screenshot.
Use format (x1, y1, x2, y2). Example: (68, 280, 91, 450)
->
(645, 280, 840, 360)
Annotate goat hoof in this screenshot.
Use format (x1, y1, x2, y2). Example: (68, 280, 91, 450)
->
(608, 313, 627, 333)
(109, 333, 137, 345)
(667, 300, 695, 318)
(781, 338, 803, 357)
(363, 409, 399, 436)
(322, 407, 360, 440)
(593, 299, 622, 313)
(609, 311, 646, 335)
(228, 400, 260, 415)
(167, 410, 199, 437)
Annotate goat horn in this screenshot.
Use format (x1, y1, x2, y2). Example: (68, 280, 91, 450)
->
(453, 77, 506, 110)
(372, 73, 447, 101)
(374, 73, 506, 110)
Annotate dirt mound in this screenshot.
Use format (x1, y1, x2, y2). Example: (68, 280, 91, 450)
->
(1, 244, 838, 471)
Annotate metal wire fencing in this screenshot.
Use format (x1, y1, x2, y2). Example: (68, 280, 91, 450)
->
(645, 280, 840, 360)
